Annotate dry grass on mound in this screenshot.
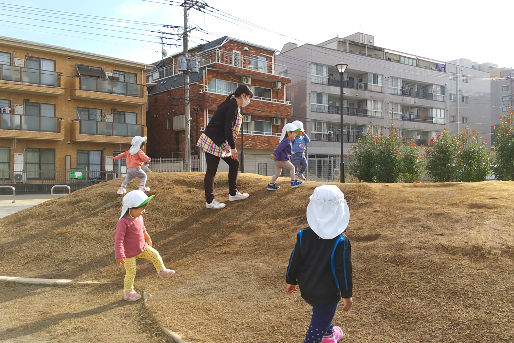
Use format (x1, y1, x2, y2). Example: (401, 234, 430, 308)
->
(0, 173, 513, 343)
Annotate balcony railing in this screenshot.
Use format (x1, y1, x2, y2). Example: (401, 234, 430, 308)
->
(0, 64, 60, 87)
(314, 105, 379, 117)
(78, 120, 143, 137)
(397, 113, 445, 124)
(0, 114, 60, 132)
(198, 49, 280, 75)
(400, 88, 445, 102)
(241, 129, 281, 137)
(79, 76, 143, 97)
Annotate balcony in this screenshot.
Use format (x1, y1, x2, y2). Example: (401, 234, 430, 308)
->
(71, 120, 146, 144)
(313, 105, 379, 118)
(0, 64, 64, 96)
(400, 88, 445, 102)
(70, 77, 146, 105)
(198, 49, 282, 76)
(0, 114, 64, 140)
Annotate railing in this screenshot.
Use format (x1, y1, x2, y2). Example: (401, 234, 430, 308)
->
(0, 169, 117, 186)
(198, 49, 279, 75)
(0, 114, 60, 132)
(242, 130, 281, 137)
(78, 76, 143, 97)
(314, 105, 378, 118)
(146, 65, 175, 83)
(400, 88, 445, 102)
(397, 113, 445, 124)
(0, 64, 60, 87)
(204, 88, 290, 105)
(78, 120, 143, 137)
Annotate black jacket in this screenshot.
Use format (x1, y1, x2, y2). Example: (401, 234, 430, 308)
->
(286, 227, 353, 304)
(203, 97, 239, 149)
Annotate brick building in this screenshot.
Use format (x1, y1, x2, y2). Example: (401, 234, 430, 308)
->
(0, 36, 149, 191)
(146, 36, 291, 174)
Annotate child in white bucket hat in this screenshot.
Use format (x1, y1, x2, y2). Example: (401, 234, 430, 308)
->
(115, 190, 175, 301)
(291, 120, 310, 181)
(113, 136, 152, 194)
(267, 123, 303, 190)
(286, 185, 353, 343)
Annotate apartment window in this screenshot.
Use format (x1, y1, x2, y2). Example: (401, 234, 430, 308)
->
(461, 96, 469, 104)
(25, 148, 55, 179)
(389, 77, 402, 95)
(430, 108, 445, 124)
(113, 70, 137, 83)
(390, 103, 402, 120)
(450, 115, 456, 123)
(77, 150, 102, 179)
(0, 51, 10, 65)
(23, 101, 56, 132)
(77, 107, 101, 121)
(112, 151, 126, 177)
(502, 106, 508, 112)
(449, 93, 456, 101)
(461, 116, 468, 124)
(311, 120, 327, 141)
(253, 120, 272, 135)
(367, 100, 382, 117)
(233, 51, 241, 68)
(310, 92, 328, 112)
(253, 86, 271, 100)
(400, 56, 417, 66)
(311, 63, 328, 84)
(502, 85, 509, 92)
(368, 73, 383, 86)
(0, 148, 9, 179)
(113, 111, 137, 124)
(249, 55, 266, 73)
(208, 78, 238, 95)
(25, 56, 56, 86)
(461, 76, 469, 83)
(502, 96, 511, 103)
(166, 118, 171, 130)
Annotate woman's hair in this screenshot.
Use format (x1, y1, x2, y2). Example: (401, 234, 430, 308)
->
(225, 84, 253, 101)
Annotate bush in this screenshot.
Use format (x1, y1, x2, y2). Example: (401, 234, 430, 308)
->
(398, 141, 425, 183)
(425, 130, 459, 182)
(455, 129, 491, 182)
(492, 114, 514, 180)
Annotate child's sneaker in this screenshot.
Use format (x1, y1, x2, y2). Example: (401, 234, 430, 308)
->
(267, 183, 280, 191)
(298, 173, 306, 181)
(117, 187, 127, 195)
(139, 185, 150, 192)
(321, 326, 344, 343)
(291, 180, 303, 188)
(158, 268, 176, 278)
(206, 199, 226, 209)
(229, 191, 250, 201)
(123, 290, 141, 301)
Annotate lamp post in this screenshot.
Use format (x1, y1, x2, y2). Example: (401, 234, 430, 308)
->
(336, 63, 348, 183)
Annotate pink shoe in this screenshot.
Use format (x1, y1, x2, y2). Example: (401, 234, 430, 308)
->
(139, 185, 150, 192)
(321, 326, 344, 343)
(321, 334, 336, 343)
(158, 268, 176, 278)
(123, 290, 141, 301)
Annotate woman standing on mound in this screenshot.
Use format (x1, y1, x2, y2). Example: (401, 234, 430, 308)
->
(197, 84, 253, 210)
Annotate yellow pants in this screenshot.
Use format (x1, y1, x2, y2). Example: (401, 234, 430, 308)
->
(123, 245, 165, 291)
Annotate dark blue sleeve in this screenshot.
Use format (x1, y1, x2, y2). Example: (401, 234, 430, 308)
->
(334, 237, 353, 298)
(286, 232, 302, 285)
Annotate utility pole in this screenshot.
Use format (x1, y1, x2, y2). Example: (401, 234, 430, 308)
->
(183, 0, 191, 172)
(456, 63, 460, 133)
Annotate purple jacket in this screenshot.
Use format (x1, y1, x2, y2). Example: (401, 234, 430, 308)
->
(274, 138, 292, 161)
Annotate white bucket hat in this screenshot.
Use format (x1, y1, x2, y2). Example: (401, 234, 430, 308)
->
(129, 136, 147, 155)
(306, 185, 350, 239)
(120, 190, 155, 220)
(292, 120, 304, 131)
(280, 123, 300, 141)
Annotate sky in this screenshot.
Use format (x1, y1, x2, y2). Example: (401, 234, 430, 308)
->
(1, 0, 512, 69)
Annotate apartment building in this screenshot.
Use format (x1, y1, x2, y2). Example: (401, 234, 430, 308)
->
(0, 36, 148, 191)
(146, 36, 291, 174)
(278, 33, 449, 180)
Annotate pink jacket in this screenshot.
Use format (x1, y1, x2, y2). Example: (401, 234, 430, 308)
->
(114, 215, 147, 259)
(113, 150, 150, 169)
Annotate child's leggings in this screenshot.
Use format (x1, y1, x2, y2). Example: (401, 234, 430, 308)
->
(303, 302, 338, 343)
(270, 160, 295, 183)
(121, 168, 147, 187)
(123, 245, 165, 291)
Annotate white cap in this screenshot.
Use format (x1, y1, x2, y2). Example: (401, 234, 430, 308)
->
(280, 123, 299, 141)
(306, 185, 350, 239)
(129, 136, 147, 155)
(120, 190, 154, 220)
(292, 120, 304, 131)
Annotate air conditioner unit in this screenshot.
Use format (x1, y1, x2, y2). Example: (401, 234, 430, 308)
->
(13, 172, 25, 183)
(272, 81, 282, 90)
(242, 114, 251, 122)
(241, 76, 251, 84)
(105, 72, 113, 78)
(358, 83, 366, 90)
(272, 117, 281, 125)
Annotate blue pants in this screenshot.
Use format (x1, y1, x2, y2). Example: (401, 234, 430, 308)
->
(303, 302, 338, 343)
(291, 152, 307, 176)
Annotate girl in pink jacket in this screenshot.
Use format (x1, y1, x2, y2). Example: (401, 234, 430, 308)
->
(113, 136, 151, 194)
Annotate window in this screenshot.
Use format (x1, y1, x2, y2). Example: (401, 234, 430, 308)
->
(253, 120, 272, 135)
(233, 51, 241, 68)
(25, 56, 56, 86)
(253, 86, 271, 100)
(77, 107, 101, 121)
(502, 106, 508, 112)
(113, 151, 126, 177)
(400, 56, 417, 66)
(311, 120, 327, 141)
(310, 92, 328, 112)
(461, 76, 469, 83)
(25, 148, 55, 179)
(502, 85, 509, 92)
(462, 96, 469, 104)
(0, 148, 9, 179)
(166, 118, 171, 130)
(389, 77, 402, 95)
(113, 111, 137, 124)
(113, 70, 137, 83)
(430, 108, 445, 124)
(368, 73, 383, 86)
(310, 63, 328, 84)
(390, 103, 402, 120)
(502, 96, 511, 103)
(367, 100, 382, 117)
(23, 101, 56, 132)
(112, 111, 138, 136)
(77, 150, 102, 179)
(449, 93, 456, 101)
(0, 51, 10, 65)
(208, 78, 238, 95)
(461, 116, 468, 124)
(249, 55, 266, 73)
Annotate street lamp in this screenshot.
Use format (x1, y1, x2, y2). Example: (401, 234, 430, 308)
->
(336, 63, 348, 183)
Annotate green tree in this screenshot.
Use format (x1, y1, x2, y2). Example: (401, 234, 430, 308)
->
(425, 130, 459, 182)
(492, 114, 514, 180)
(456, 129, 491, 182)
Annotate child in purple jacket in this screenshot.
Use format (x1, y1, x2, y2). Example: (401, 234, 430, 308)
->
(267, 123, 303, 190)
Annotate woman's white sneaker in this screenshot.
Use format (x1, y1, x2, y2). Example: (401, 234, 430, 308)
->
(229, 191, 249, 201)
(206, 199, 226, 209)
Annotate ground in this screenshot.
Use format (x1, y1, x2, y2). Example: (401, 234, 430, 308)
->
(0, 173, 513, 343)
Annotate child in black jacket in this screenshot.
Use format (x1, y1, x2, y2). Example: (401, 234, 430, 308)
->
(286, 185, 353, 343)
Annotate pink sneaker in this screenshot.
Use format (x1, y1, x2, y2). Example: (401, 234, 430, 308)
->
(321, 326, 344, 343)
(139, 185, 150, 192)
(158, 268, 176, 278)
(123, 290, 141, 301)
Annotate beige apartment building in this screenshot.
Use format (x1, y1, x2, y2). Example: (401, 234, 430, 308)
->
(0, 36, 149, 191)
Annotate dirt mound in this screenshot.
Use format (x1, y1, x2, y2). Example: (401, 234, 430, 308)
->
(1, 174, 513, 343)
